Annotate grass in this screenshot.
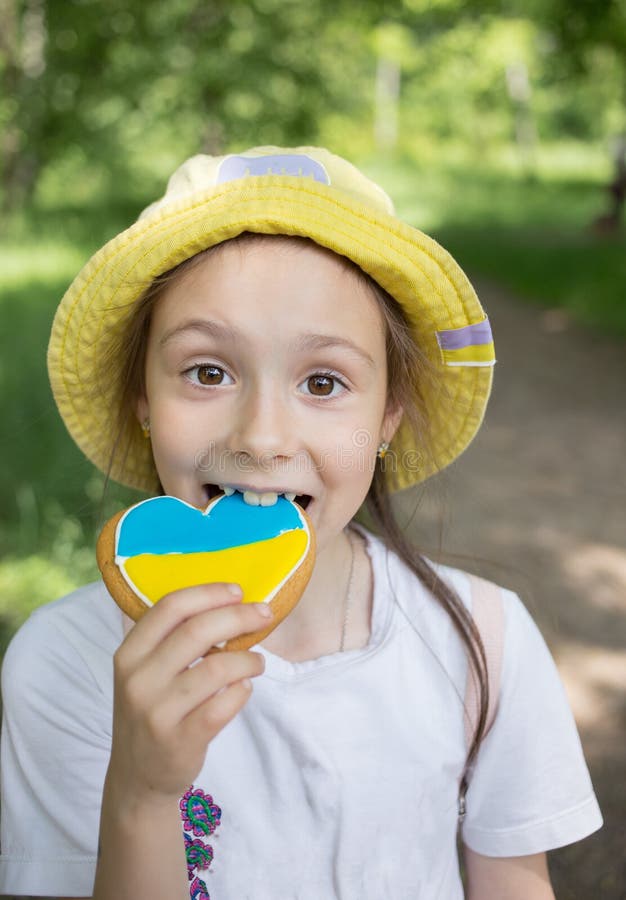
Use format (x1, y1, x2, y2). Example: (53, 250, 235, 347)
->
(0, 145, 624, 642)
(0, 215, 143, 647)
(434, 224, 626, 334)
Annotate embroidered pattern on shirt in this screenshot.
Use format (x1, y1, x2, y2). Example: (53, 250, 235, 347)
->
(180, 785, 222, 899)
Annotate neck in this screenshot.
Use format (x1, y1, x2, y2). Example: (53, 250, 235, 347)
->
(260, 527, 354, 660)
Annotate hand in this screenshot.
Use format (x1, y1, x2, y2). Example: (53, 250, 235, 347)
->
(107, 583, 269, 803)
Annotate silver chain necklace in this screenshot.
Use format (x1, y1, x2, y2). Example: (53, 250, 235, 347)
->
(339, 528, 357, 652)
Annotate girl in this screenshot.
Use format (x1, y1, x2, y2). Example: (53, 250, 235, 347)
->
(0, 146, 601, 899)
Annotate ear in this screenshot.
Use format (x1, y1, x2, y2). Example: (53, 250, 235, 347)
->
(382, 401, 404, 445)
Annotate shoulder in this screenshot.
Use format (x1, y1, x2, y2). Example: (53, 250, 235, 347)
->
(358, 526, 550, 675)
(357, 525, 488, 601)
(426, 564, 552, 680)
(359, 524, 522, 622)
(0, 591, 115, 893)
(383, 535, 532, 638)
(2, 580, 123, 705)
(356, 525, 521, 669)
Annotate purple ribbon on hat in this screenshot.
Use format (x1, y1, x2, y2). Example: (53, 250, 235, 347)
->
(216, 153, 330, 186)
(436, 319, 493, 350)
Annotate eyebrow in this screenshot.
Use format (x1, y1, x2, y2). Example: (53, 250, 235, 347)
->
(159, 318, 377, 369)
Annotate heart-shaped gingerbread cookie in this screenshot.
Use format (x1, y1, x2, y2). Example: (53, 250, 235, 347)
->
(97, 493, 315, 650)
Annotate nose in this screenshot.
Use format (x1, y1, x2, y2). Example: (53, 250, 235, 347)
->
(225, 380, 297, 467)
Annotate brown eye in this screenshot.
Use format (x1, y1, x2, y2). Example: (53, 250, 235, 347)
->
(307, 374, 334, 396)
(196, 365, 224, 385)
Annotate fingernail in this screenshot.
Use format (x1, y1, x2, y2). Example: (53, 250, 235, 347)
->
(227, 583, 243, 597)
(256, 603, 273, 618)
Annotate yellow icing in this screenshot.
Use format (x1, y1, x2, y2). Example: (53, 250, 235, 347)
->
(122, 529, 308, 605)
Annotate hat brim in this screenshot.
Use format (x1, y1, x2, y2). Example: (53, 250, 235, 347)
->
(48, 175, 493, 493)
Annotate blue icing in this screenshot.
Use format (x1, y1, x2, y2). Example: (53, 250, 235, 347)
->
(116, 493, 304, 557)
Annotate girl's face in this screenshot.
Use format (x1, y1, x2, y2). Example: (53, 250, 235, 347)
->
(137, 239, 403, 554)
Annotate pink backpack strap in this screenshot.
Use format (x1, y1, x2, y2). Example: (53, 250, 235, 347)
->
(463, 574, 505, 750)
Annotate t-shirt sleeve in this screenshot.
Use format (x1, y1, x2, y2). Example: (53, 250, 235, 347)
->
(0, 605, 113, 896)
(461, 588, 603, 857)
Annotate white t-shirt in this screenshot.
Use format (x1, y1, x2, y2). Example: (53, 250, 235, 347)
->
(0, 526, 602, 899)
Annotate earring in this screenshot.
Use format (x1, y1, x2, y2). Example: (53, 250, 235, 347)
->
(141, 418, 151, 439)
(377, 441, 389, 459)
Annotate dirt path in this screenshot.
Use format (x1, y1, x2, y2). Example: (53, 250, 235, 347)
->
(397, 281, 626, 898)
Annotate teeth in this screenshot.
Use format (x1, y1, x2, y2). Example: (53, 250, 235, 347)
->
(216, 484, 298, 507)
(243, 490, 279, 507)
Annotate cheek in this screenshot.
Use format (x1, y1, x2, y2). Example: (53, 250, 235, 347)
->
(319, 420, 379, 481)
(148, 404, 205, 470)
(347, 395, 387, 448)
(150, 425, 187, 471)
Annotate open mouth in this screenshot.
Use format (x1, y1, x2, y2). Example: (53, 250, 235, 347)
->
(204, 484, 313, 511)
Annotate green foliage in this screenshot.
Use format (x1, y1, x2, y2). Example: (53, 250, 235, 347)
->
(0, 553, 95, 656)
(2, 0, 382, 210)
(2, 0, 625, 213)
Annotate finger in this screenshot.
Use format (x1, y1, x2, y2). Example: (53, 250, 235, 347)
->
(118, 583, 244, 667)
(182, 676, 256, 746)
(138, 601, 272, 686)
(154, 650, 265, 725)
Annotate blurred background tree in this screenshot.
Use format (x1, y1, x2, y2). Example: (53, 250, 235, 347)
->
(1, 0, 377, 213)
(2, 0, 624, 211)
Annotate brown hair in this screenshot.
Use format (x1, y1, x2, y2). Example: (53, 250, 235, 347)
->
(108, 232, 488, 808)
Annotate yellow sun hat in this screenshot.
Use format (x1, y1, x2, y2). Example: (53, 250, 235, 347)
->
(47, 146, 495, 494)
